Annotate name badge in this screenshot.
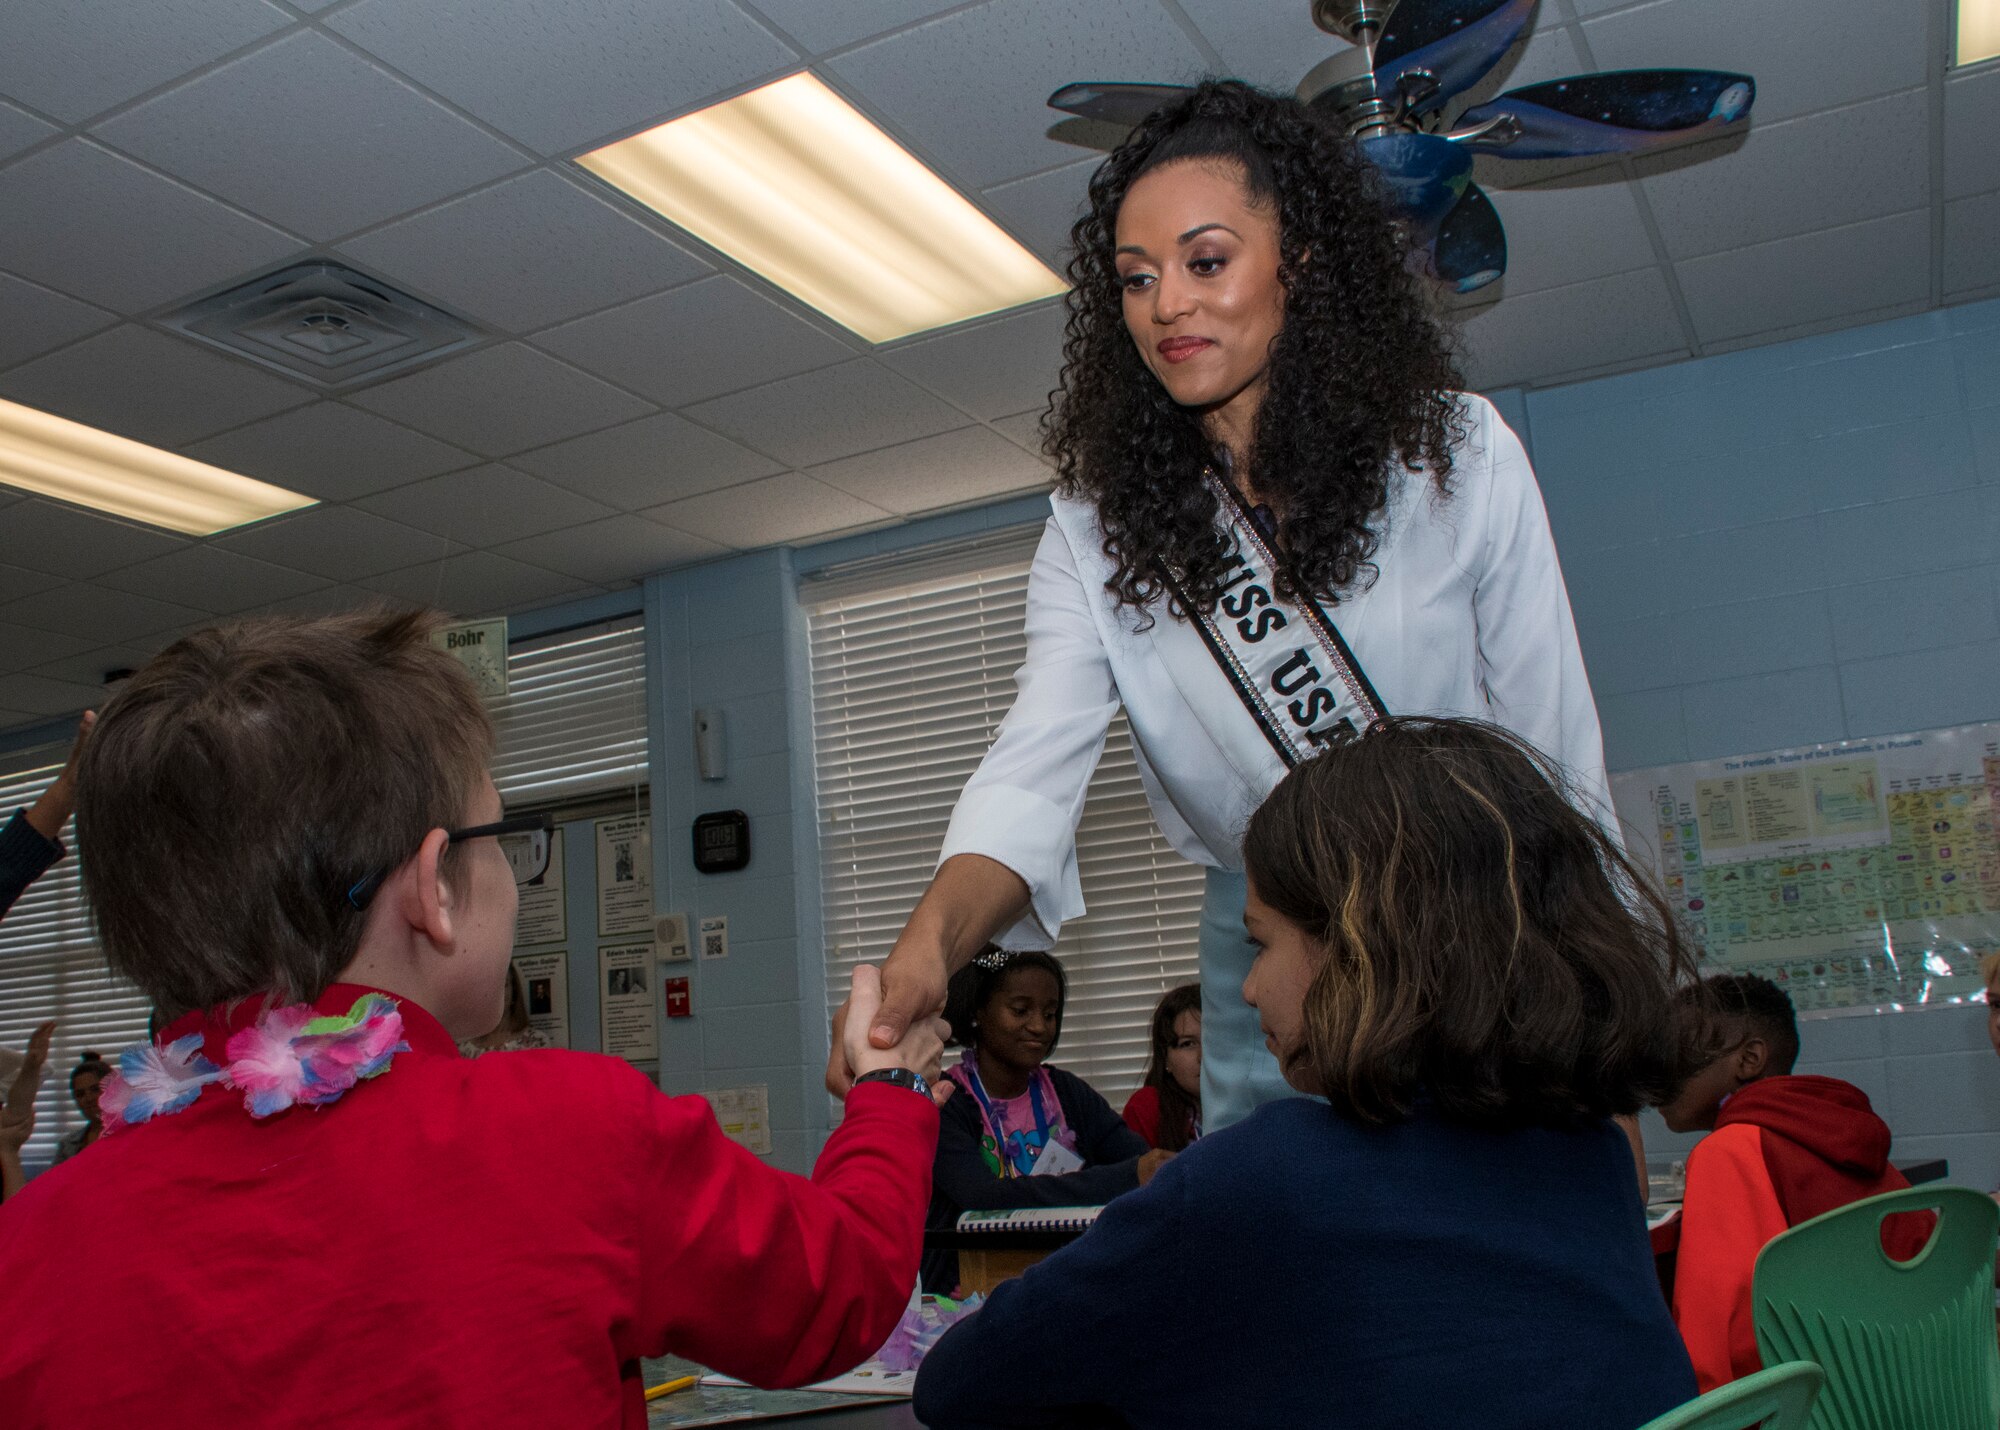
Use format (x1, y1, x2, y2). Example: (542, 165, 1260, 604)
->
(1030, 1139, 1085, 1176)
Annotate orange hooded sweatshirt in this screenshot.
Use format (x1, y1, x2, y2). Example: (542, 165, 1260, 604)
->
(1649, 1074, 1928, 1390)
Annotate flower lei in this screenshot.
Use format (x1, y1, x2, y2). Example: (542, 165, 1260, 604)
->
(99, 993, 410, 1131)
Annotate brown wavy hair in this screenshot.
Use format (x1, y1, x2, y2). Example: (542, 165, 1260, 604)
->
(1242, 717, 1691, 1127)
(1047, 79, 1464, 615)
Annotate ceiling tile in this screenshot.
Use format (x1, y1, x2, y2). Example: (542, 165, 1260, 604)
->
(340, 170, 708, 334)
(1176, 0, 1345, 90)
(1451, 25, 1585, 113)
(182, 401, 475, 502)
(643, 472, 892, 547)
(95, 544, 330, 613)
(215, 505, 463, 580)
(1946, 191, 2000, 299)
(0, 140, 299, 313)
(1676, 210, 1932, 346)
(684, 359, 966, 467)
(356, 550, 596, 616)
(0, 563, 63, 605)
(0, 324, 312, 447)
(827, 0, 1207, 188)
(0, 100, 59, 163)
(346, 343, 654, 457)
(745, 0, 967, 54)
(534, 275, 858, 407)
(808, 426, 1052, 515)
(492, 514, 725, 584)
(240, 584, 391, 619)
(1583, 0, 1927, 124)
(0, 672, 108, 718)
(879, 301, 1066, 420)
(0, 272, 116, 371)
(1457, 267, 1687, 389)
(510, 412, 781, 510)
(0, 581, 207, 643)
(18, 639, 150, 685)
(0, 0, 291, 126)
(1482, 173, 1654, 296)
(0, 621, 90, 676)
(326, 0, 796, 156)
(982, 158, 1096, 268)
(991, 409, 1047, 456)
(358, 464, 615, 547)
(1944, 67, 2000, 200)
(0, 500, 189, 578)
(94, 32, 528, 241)
(1635, 89, 1928, 261)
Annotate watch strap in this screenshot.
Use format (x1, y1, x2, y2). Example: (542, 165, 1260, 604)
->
(854, 1067, 931, 1099)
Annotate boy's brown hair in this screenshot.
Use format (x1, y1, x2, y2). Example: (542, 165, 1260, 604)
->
(77, 609, 493, 1019)
(1242, 716, 1694, 1127)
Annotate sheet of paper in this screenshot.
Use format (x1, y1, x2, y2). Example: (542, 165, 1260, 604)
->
(513, 949, 570, 1049)
(598, 941, 658, 1061)
(513, 827, 566, 945)
(703, 1084, 770, 1156)
(596, 814, 652, 937)
(699, 913, 728, 960)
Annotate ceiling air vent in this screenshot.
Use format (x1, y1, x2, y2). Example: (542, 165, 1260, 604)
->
(159, 261, 483, 388)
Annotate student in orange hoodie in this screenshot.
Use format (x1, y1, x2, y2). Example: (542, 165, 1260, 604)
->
(1651, 973, 1926, 1390)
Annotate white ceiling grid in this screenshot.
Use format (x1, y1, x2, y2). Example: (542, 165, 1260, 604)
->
(0, 0, 1988, 733)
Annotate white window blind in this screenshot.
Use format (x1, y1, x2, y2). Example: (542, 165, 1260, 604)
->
(490, 616, 649, 807)
(0, 612, 649, 1166)
(807, 531, 1205, 1102)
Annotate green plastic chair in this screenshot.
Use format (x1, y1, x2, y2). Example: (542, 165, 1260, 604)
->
(1635, 1362, 1826, 1430)
(1751, 1184, 2000, 1430)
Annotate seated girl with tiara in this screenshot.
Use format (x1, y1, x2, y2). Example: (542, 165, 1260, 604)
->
(917, 718, 1698, 1429)
(923, 947, 1172, 1293)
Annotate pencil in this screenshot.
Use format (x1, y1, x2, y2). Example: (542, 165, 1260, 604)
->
(644, 1374, 699, 1401)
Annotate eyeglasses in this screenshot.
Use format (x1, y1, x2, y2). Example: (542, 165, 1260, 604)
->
(344, 813, 555, 912)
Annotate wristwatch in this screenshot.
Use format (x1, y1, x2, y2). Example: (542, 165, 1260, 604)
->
(855, 1067, 932, 1099)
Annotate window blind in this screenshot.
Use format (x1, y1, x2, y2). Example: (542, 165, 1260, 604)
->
(806, 531, 1205, 1102)
(490, 616, 649, 807)
(0, 612, 649, 1165)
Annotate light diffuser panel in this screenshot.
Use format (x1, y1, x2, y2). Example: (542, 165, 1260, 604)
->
(578, 73, 1066, 344)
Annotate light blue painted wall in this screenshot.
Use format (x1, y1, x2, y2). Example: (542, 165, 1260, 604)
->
(1523, 296, 2000, 1188)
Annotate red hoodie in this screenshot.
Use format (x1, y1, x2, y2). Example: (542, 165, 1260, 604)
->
(1651, 1075, 1927, 1390)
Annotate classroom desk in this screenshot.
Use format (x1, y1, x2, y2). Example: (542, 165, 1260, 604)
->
(642, 1354, 923, 1429)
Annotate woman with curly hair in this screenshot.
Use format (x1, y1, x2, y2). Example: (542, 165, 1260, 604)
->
(835, 80, 1608, 1131)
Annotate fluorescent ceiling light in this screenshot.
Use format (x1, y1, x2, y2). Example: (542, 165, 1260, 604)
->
(0, 398, 315, 536)
(578, 72, 1067, 344)
(1962, 0, 2000, 64)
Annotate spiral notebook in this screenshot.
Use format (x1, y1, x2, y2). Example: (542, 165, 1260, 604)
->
(955, 1205, 1104, 1233)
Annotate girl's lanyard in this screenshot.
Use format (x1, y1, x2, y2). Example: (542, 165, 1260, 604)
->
(961, 1063, 1053, 1179)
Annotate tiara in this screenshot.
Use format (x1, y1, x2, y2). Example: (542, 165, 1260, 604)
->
(972, 948, 1016, 971)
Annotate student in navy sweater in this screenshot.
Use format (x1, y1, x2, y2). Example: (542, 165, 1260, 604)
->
(923, 947, 1169, 1293)
(916, 717, 1700, 1429)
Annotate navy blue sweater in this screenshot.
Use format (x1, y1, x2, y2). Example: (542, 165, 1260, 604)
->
(915, 1097, 1694, 1429)
(0, 810, 61, 922)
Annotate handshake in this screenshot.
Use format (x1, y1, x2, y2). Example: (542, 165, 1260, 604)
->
(839, 965, 954, 1108)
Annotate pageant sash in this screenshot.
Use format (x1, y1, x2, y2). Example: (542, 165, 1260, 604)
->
(1158, 470, 1388, 768)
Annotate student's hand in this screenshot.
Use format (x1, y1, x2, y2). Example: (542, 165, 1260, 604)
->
(24, 712, 94, 841)
(840, 965, 954, 1108)
(826, 939, 951, 1099)
(0, 1020, 55, 1140)
(1136, 1148, 1175, 1186)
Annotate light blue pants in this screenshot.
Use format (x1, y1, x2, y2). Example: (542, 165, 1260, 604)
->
(1198, 867, 1299, 1131)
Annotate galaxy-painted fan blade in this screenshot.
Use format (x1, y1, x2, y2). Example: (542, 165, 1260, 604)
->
(1372, 0, 1536, 114)
(1458, 69, 1755, 159)
(1047, 82, 1192, 129)
(1427, 183, 1505, 292)
(1357, 132, 1475, 236)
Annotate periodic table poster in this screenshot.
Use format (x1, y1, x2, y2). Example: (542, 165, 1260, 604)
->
(1612, 720, 2000, 1017)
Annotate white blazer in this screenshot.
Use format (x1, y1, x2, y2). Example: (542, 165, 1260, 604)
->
(937, 393, 1610, 947)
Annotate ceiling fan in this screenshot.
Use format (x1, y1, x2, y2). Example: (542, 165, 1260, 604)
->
(1049, 0, 1754, 294)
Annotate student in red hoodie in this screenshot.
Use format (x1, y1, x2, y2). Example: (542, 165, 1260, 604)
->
(0, 610, 946, 1429)
(1652, 972, 1924, 1390)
